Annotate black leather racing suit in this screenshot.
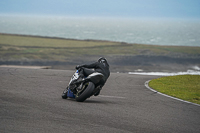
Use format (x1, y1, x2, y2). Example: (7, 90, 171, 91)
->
(78, 61, 110, 87)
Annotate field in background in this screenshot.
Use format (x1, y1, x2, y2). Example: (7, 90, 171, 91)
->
(0, 33, 200, 72)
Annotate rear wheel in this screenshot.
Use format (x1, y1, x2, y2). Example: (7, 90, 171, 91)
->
(75, 82, 95, 102)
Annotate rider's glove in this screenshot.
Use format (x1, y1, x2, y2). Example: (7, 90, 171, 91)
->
(75, 65, 82, 69)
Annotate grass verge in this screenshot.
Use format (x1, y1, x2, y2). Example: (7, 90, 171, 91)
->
(1, 33, 200, 62)
(149, 75, 200, 104)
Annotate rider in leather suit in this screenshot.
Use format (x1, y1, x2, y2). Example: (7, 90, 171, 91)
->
(76, 57, 110, 96)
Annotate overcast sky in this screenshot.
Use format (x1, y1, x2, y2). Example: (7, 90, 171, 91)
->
(0, 0, 200, 19)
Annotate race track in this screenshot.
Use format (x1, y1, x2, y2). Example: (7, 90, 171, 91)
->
(0, 67, 200, 133)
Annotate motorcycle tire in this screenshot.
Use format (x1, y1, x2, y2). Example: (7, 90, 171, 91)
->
(75, 82, 95, 102)
(62, 87, 68, 99)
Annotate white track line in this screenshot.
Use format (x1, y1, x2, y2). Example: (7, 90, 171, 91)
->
(145, 80, 200, 107)
(98, 95, 126, 99)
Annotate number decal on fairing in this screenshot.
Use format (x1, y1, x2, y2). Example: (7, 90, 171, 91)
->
(69, 72, 79, 85)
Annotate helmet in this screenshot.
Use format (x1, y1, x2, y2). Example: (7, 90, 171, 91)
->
(98, 57, 107, 63)
(98, 57, 109, 67)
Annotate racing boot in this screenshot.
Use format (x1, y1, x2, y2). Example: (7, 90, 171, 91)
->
(94, 90, 100, 96)
(94, 86, 102, 96)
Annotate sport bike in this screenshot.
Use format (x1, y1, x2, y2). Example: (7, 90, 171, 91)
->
(62, 68, 104, 102)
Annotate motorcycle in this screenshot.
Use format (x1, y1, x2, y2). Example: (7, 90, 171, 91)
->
(62, 68, 104, 102)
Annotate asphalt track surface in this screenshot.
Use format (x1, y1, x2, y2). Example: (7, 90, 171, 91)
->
(0, 67, 200, 133)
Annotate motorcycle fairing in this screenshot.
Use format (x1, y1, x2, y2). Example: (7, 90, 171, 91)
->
(67, 88, 75, 98)
(85, 72, 104, 84)
(68, 70, 79, 85)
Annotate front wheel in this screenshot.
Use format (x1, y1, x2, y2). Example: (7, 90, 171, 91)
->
(62, 87, 68, 99)
(75, 82, 95, 102)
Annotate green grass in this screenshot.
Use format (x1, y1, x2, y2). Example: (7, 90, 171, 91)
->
(1, 34, 200, 61)
(149, 75, 200, 104)
(0, 34, 120, 48)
